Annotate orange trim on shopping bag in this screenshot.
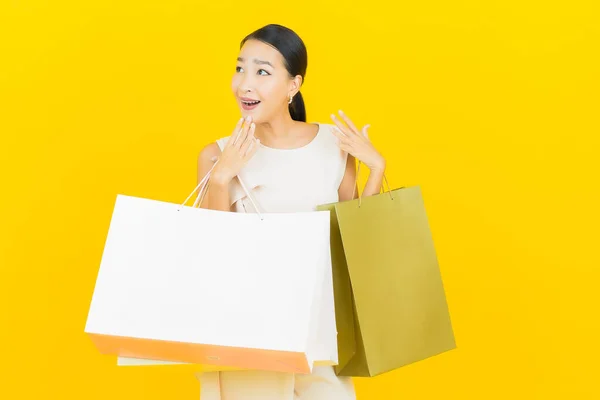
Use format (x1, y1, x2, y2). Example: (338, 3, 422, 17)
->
(87, 333, 311, 374)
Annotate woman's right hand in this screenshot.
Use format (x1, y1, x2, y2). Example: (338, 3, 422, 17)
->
(211, 116, 259, 186)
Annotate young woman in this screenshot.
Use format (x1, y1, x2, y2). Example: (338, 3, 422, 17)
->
(197, 23, 386, 400)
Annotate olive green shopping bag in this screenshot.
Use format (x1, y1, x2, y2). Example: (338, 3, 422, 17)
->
(316, 181, 456, 377)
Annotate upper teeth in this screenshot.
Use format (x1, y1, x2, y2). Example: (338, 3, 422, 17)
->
(244, 100, 259, 105)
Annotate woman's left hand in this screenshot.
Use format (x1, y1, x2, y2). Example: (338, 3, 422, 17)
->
(330, 110, 386, 172)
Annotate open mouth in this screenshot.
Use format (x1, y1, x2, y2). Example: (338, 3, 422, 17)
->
(241, 99, 261, 110)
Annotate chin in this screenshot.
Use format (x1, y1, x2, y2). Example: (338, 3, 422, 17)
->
(241, 110, 263, 123)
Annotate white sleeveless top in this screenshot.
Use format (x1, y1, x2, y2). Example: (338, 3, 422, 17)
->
(215, 123, 348, 214)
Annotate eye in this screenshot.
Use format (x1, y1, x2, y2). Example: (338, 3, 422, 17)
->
(258, 69, 270, 76)
(236, 66, 244, 73)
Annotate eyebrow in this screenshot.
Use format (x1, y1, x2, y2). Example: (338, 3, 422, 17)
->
(237, 57, 274, 68)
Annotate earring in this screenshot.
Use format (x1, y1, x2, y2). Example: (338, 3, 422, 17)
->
(288, 94, 293, 104)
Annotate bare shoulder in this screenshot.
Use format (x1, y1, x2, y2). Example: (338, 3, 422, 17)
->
(198, 142, 222, 164)
(197, 142, 222, 185)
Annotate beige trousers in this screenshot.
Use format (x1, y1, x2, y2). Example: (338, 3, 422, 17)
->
(199, 366, 356, 400)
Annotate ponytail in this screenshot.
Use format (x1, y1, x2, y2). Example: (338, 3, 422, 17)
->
(289, 91, 306, 122)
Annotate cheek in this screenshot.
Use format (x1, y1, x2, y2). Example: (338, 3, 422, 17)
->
(260, 80, 286, 104)
(231, 74, 242, 94)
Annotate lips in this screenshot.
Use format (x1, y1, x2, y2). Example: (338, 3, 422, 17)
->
(240, 97, 261, 106)
(240, 97, 261, 111)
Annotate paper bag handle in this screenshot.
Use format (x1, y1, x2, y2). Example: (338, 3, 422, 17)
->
(179, 160, 264, 220)
(351, 161, 394, 207)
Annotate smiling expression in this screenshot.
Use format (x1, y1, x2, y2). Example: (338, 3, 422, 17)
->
(231, 39, 301, 123)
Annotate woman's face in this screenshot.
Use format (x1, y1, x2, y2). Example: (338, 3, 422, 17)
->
(231, 39, 299, 123)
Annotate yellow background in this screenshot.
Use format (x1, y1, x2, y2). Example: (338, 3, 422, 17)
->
(1, 0, 599, 398)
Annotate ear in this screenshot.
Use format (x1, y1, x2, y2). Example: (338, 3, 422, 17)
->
(289, 75, 303, 97)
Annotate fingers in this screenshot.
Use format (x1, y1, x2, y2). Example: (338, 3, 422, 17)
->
(233, 116, 252, 147)
(244, 138, 260, 159)
(233, 116, 251, 147)
(338, 142, 353, 154)
(331, 126, 350, 146)
(330, 113, 353, 138)
(239, 122, 256, 155)
(227, 117, 245, 148)
(337, 110, 361, 136)
(361, 124, 371, 140)
(331, 127, 353, 153)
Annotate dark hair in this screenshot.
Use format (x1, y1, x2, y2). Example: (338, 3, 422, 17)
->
(241, 24, 308, 122)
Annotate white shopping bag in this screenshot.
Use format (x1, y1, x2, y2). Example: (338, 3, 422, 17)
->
(85, 169, 338, 374)
(115, 238, 337, 371)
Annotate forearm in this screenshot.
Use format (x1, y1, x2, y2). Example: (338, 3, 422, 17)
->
(199, 170, 231, 212)
(205, 181, 231, 212)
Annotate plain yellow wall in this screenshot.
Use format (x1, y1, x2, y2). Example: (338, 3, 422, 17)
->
(1, 1, 599, 398)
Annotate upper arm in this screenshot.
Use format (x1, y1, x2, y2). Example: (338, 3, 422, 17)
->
(338, 153, 358, 202)
(197, 142, 222, 208)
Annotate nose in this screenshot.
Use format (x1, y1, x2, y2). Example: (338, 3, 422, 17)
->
(238, 73, 255, 94)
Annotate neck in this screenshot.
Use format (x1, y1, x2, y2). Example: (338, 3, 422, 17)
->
(254, 113, 297, 146)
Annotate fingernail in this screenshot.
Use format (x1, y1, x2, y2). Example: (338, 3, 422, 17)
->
(339, 109, 344, 114)
(251, 123, 255, 129)
(246, 116, 251, 121)
(330, 114, 336, 119)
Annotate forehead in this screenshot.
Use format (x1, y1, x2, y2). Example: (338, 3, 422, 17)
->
(238, 39, 285, 67)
